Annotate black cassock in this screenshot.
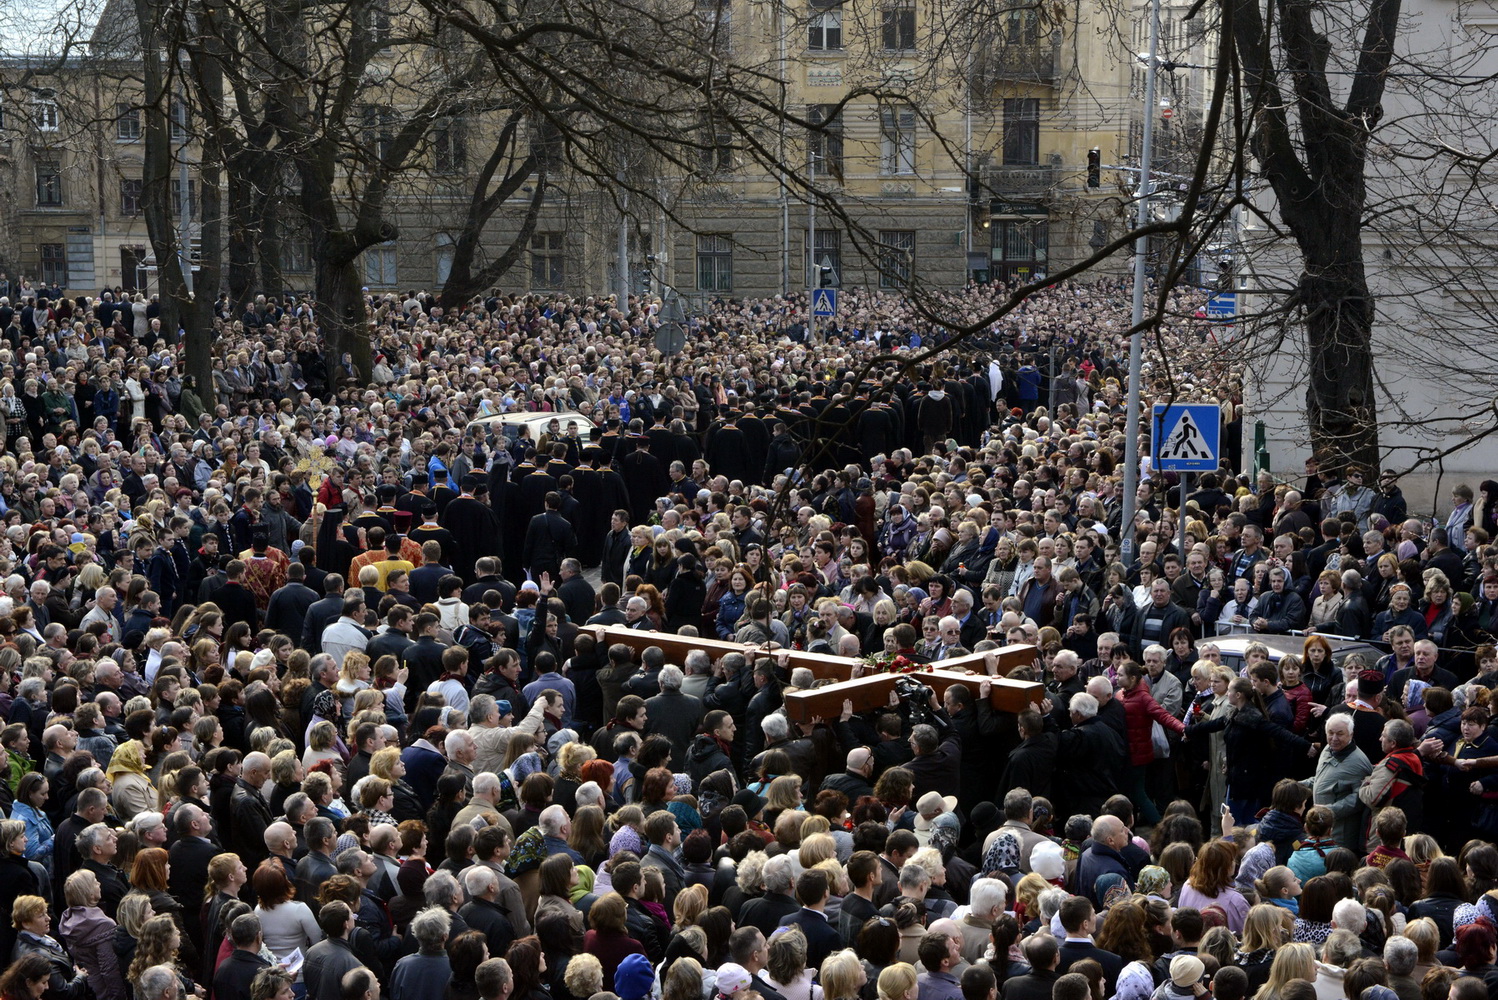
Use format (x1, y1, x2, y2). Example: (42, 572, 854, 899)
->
(440, 495, 501, 584)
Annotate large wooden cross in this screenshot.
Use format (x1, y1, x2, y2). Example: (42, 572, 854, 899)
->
(588, 625, 1044, 723)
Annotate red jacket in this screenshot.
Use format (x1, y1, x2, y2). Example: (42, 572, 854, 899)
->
(1120, 683, 1185, 766)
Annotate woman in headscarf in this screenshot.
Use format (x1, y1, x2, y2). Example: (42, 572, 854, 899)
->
(105, 740, 156, 821)
(304, 690, 351, 763)
(1136, 866, 1173, 901)
(980, 830, 1023, 895)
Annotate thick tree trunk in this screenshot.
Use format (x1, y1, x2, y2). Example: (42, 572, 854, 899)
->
(226, 163, 257, 309)
(133, 0, 190, 352)
(1300, 261, 1379, 475)
(315, 251, 370, 378)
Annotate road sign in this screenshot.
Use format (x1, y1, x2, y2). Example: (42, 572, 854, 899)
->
(653, 322, 685, 356)
(1205, 292, 1236, 319)
(811, 288, 838, 317)
(1154, 403, 1220, 472)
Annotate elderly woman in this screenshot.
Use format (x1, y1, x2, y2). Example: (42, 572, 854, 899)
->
(106, 741, 156, 821)
(59, 871, 124, 1000)
(11, 894, 90, 1000)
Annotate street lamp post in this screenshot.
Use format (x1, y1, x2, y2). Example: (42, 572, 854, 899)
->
(1118, 0, 1163, 565)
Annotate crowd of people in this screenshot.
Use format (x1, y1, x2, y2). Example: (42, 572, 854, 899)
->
(1, 274, 1498, 1000)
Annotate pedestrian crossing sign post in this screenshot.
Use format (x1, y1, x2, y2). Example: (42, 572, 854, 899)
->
(1153, 403, 1220, 472)
(811, 288, 838, 318)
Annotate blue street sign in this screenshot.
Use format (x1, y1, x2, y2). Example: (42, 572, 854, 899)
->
(1153, 403, 1220, 472)
(1205, 292, 1236, 319)
(811, 288, 838, 317)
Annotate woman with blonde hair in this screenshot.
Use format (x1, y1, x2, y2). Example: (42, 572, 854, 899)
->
(819, 948, 867, 1000)
(369, 746, 422, 822)
(765, 774, 804, 818)
(876, 963, 918, 1000)
(671, 882, 709, 933)
(127, 913, 198, 998)
(1252, 942, 1316, 1000)
(336, 651, 372, 719)
(1235, 904, 1290, 992)
(60, 870, 124, 1000)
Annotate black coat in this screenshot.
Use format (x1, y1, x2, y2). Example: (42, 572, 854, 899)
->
(0, 852, 38, 957)
(644, 690, 705, 764)
(210, 580, 261, 631)
(459, 897, 516, 959)
(1000, 733, 1058, 801)
(1189, 705, 1310, 805)
(214, 948, 272, 1000)
(522, 511, 576, 578)
(168, 836, 219, 935)
(230, 780, 275, 876)
(266, 582, 319, 639)
(401, 636, 449, 712)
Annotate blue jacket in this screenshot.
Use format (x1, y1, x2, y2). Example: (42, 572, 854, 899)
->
(716, 592, 746, 639)
(1074, 843, 1130, 905)
(10, 801, 52, 860)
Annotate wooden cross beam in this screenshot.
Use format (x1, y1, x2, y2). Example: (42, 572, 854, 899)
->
(782, 665, 1044, 723)
(587, 625, 1042, 722)
(593, 626, 1038, 682)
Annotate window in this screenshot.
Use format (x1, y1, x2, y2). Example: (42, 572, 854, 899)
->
(696, 234, 733, 292)
(34, 98, 59, 132)
(805, 228, 841, 285)
(698, 0, 732, 50)
(1002, 98, 1040, 165)
(361, 2, 391, 43)
(881, 6, 916, 50)
(808, 0, 841, 50)
(170, 178, 198, 219)
(120, 178, 143, 217)
(993, 217, 1048, 281)
(362, 105, 396, 162)
(364, 243, 397, 286)
(807, 104, 843, 178)
(877, 230, 915, 288)
(436, 234, 455, 284)
(530, 231, 565, 288)
(39, 244, 67, 287)
(35, 162, 63, 206)
(283, 239, 311, 273)
(116, 104, 141, 141)
(1004, 7, 1039, 44)
(434, 120, 466, 174)
(879, 105, 916, 175)
(700, 123, 733, 173)
(169, 100, 189, 141)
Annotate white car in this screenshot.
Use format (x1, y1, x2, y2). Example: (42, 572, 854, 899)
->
(464, 409, 597, 446)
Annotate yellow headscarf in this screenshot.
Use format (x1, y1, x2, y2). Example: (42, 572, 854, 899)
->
(105, 740, 149, 780)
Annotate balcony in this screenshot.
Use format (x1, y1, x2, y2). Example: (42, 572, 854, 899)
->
(980, 163, 1058, 200)
(982, 34, 1061, 85)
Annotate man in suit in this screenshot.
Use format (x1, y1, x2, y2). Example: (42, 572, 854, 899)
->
(776, 869, 840, 970)
(643, 665, 705, 764)
(458, 865, 517, 960)
(214, 913, 272, 1000)
(168, 805, 220, 948)
(266, 563, 319, 640)
(303, 903, 364, 1000)
(1056, 896, 1124, 993)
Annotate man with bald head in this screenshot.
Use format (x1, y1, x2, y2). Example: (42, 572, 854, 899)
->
(821, 744, 875, 802)
(265, 821, 300, 885)
(232, 751, 276, 885)
(1075, 815, 1132, 906)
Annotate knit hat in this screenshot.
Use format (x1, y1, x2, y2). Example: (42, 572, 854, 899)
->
(732, 789, 766, 818)
(1170, 955, 1206, 989)
(614, 953, 655, 1000)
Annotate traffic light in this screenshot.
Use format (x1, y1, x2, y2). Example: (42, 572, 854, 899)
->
(1087, 148, 1101, 188)
(818, 264, 835, 287)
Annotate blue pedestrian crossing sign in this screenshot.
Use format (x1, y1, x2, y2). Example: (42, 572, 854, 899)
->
(1153, 404, 1220, 472)
(811, 289, 838, 317)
